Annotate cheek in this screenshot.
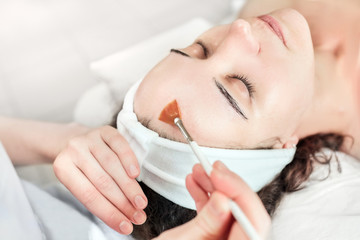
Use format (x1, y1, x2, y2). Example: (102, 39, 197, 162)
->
(135, 70, 244, 147)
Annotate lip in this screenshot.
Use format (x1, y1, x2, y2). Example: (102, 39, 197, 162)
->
(258, 15, 287, 47)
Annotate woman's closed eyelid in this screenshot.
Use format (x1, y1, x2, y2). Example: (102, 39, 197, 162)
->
(195, 40, 209, 58)
(181, 41, 209, 59)
(228, 74, 255, 99)
(171, 41, 209, 59)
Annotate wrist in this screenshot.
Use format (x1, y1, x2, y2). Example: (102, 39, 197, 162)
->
(45, 122, 91, 161)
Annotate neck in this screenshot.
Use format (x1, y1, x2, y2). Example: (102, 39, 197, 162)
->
(296, 42, 360, 159)
(239, 0, 360, 158)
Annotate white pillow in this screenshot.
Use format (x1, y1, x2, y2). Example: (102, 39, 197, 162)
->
(74, 18, 212, 126)
(74, 82, 119, 127)
(91, 18, 213, 102)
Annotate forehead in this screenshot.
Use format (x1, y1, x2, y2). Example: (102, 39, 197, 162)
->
(197, 24, 229, 42)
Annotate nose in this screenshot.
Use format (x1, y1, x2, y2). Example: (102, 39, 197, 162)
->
(227, 19, 260, 55)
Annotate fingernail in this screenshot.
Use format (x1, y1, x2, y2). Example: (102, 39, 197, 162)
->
(119, 221, 132, 234)
(214, 161, 228, 171)
(133, 211, 146, 224)
(129, 164, 139, 177)
(134, 195, 147, 209)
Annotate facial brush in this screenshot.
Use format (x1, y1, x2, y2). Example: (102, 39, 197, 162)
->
(173, 117, 261, 240)
(158, 99, 261, 240)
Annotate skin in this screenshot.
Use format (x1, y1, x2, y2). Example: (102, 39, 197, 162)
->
(1, 0, 358, 238)
(239, 0, 360, 158)
(155, 162, 271, 240)
(134, 8, 314, 149)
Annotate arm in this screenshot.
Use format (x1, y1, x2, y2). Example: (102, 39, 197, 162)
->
(0, 116, 89, 165)
(0, 117, 147, 234)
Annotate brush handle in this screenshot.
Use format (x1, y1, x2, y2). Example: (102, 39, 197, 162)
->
(189, 141, 261, 240)
(189, 141, 213, 175)
(229, 200, 262, 240)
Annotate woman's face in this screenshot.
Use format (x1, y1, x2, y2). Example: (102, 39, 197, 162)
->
(134, 8, 315, 149)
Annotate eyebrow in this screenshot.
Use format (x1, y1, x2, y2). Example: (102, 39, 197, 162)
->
(170, 49, 190, 57)
(214, 78, 248, 120)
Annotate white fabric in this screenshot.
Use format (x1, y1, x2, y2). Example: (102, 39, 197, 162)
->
(90, 18, 213, 103)
(74, 3, 246, 126)
(0, 142, 44, 240)
(269, 149, 360, 240)
(0, 142, 130, 240)
(74, 82, 119, 127)
(2, 139, 360, 239)
(74, 18, 213, 127)
(117, 80, 296, 210)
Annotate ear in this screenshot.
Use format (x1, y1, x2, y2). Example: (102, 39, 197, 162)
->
(272, 135, 299, 149)
(282, 135, 299, 149)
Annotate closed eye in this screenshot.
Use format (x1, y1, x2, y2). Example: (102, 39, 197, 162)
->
(170, 49, 190, 57)
(215, 78, 248, 120)
(228, 74, 255, 99)
(170, 40, 209, 59)
(195, 40, 209, 58)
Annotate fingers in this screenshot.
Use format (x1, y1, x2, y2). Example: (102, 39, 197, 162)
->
(154, 192, 232, 240)
(192, 164, 214, 193)
(185, 174, 209, 212)
(53, 125, 148, 235)
(211, 161, 264, 211)
(210, 161, 271, 238)
(186, 164, 214, 212)
(88, 134, 148, 211)
(53, 155, 134, 235)
(100, 126, 140, 178)
(192, 192, 232, 239)
(73, 141, 146, 226)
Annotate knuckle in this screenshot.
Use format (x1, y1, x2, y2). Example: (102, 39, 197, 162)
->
(81, 187, 99, 207)
(68, 137, 83, 149)
(90, 145, 104, 158)
(120, 178, 132, 189)
(100, 125, 114, 137)
(90, 145, 102, 156)
(107, 134, 122, 147)
(100, 153, 117, 167)
(121, 180, 141, 198)
(53, 157, 67, 181)
(105, 209, 121, 224)
(113, 196, 129, 210)
(103, 125, 114, 131)
(52, 160, 62, 178)
(194, 215, 218, 238)
(119, 148, 134, 161)
(95, 174, 113, 191)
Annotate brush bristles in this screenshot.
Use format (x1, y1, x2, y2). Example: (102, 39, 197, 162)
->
(158, 100, 181, 126)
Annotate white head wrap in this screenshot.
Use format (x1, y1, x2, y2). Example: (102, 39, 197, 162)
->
(117, 80, 296, 210)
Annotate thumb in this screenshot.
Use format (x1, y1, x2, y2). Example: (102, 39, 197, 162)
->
(192, 192, 233, 239)
(154, 192, 232, 240)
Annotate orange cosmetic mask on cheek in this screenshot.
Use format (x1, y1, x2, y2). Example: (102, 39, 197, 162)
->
(158, 100, 181, 126)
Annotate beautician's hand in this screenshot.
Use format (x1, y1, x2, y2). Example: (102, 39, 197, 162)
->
(53, 125, 147, 235)
(155, 161, 271, 240)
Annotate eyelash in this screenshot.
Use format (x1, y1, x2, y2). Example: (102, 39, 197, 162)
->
(228, 74, 255, 98)
(180, 42, 255, 99)
(196, 40, 209, 58)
